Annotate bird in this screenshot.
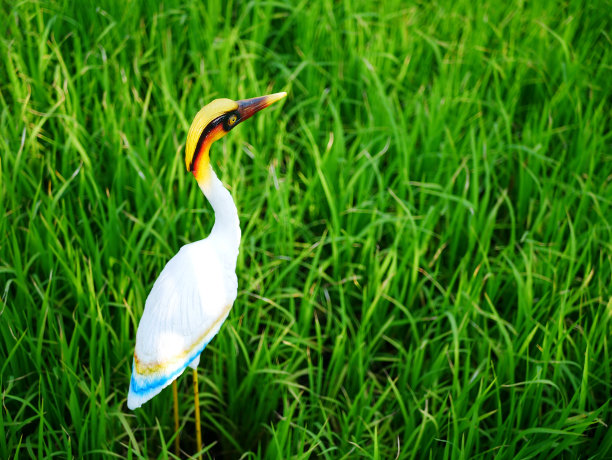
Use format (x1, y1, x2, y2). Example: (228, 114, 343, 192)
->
(127, 91, 287, 454)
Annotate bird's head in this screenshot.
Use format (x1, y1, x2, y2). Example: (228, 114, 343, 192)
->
(185, 92, 286, 184)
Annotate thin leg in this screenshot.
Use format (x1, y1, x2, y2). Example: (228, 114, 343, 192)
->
(172, 380, 180, 456)
(193, 368, 202, 456)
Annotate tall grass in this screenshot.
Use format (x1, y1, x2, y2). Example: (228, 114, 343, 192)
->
(1, 0, 611, 458)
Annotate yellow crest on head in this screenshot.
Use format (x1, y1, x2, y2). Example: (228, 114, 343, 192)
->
(185, 98, 239, 170)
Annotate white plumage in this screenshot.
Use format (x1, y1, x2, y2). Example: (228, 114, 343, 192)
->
(127, 169, 240, 410)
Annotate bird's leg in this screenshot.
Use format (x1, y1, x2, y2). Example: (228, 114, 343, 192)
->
(193, 368, 202, 455)
(172, 380, 180, 456)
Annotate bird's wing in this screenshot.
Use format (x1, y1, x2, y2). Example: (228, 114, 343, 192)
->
(127, 240, 237, 409)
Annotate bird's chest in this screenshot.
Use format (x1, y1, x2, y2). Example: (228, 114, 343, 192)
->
(184, 242, 238, 307)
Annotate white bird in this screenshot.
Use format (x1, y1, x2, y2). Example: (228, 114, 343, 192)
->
(127, 92, 286, 454)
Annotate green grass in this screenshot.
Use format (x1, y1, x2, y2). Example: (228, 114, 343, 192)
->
(1, 0, 611, 458)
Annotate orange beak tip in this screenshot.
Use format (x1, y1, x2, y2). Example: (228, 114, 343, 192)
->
(272, 91, 287, 101)
(237, 91, 287, 120)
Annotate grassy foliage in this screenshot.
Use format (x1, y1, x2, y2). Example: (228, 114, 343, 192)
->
(1, 0, 611, 457)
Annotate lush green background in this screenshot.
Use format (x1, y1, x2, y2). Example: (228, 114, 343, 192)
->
(1, 0, 611, 458)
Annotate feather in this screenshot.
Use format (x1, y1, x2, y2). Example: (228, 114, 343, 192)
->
(127, 239, 236, 409)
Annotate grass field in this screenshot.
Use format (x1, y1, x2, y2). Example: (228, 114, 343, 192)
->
(1, 0, 611, 458)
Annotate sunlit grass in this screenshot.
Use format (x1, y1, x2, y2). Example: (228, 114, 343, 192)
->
(1, 0, 611, 458)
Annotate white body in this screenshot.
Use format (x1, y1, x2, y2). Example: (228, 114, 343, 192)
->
(127, 167, 240, 409)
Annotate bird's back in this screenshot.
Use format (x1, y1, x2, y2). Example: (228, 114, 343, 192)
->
(127, 238, 237, 409)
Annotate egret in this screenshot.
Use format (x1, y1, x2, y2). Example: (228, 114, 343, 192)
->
(127, 92, 287, 455)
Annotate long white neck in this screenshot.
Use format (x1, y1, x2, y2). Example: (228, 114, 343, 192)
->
(198, 166, 241, 262)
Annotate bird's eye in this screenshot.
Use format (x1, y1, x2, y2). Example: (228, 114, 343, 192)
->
(228, 114, 237, 125)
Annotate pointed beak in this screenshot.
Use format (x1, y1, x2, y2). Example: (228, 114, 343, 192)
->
(236, 92, 287, 123)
